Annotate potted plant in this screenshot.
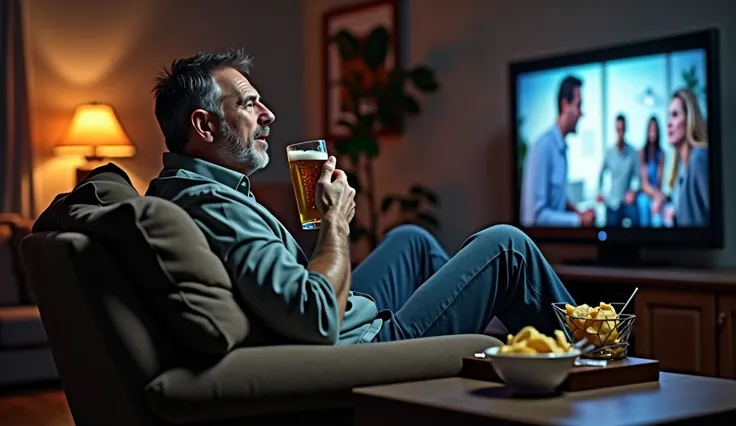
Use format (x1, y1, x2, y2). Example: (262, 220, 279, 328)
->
(329, 25, 441, 249)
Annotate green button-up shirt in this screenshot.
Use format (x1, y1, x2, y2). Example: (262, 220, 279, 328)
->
(146, 153, 383, 346)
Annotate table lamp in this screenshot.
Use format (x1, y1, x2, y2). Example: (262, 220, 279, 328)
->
(54, 102, 136, 182)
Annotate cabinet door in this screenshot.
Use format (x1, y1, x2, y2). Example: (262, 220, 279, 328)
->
(635, 289, 717, 376)
(717, 295, 736, 379)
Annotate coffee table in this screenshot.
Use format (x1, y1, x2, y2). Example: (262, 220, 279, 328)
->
(353, 373, 736, 426)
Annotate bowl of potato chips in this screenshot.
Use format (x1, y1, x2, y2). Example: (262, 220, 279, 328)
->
(552, 302, 635, 359)
(483, 326, 580, 394)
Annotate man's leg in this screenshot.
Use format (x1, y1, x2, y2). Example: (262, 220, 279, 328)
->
(623, 202, 639, 227)
(351, 225, 449, 312)
(374, 225, 576, 342)
(637, 193, 651, 227)
(606, 206, 622, 227)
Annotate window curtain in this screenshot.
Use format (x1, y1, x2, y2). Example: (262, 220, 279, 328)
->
(0, 0, 34, 217)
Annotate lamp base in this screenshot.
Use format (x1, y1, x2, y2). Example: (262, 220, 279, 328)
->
(76, 157, 105, 184)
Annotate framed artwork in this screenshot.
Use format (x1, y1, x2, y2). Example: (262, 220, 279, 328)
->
(322, 0, 401, 140)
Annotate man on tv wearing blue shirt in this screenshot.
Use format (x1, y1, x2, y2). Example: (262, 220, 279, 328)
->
(146, 48, 575, 348)
(521, 76, 596, 228)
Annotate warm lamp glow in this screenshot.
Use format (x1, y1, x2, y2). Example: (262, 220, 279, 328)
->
(54, 103, 135, 159)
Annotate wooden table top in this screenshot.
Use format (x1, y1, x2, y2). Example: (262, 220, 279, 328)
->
(353, 373, 736, 426)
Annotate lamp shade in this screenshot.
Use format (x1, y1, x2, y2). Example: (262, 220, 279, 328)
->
(54, 103, 136, 158)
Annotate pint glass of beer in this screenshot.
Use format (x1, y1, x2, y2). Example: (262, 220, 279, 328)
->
(286, 140, 329, 230)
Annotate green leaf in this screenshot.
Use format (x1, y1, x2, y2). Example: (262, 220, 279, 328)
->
(340, 136, 380, 159)
(363, 26, 390, 70)
(344, 170, 362, 193)
(416, 212, 440, 229)
(403, 95, 420, 114)
(409, 185, 440, 205)
(350, 223, 370, 243)
(400, 198, 420, 212)
(377, 97, 398, 128)
(409, 66, 439, 92)
(380, 195, 397, 212)
(332, 30, 360, 61)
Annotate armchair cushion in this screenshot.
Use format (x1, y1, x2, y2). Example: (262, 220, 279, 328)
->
(144, 334, 501, 423)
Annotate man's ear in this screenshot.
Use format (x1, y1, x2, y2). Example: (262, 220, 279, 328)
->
(190, 109, 218, 143)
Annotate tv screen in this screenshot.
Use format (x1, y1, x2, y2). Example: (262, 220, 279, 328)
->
(511, 29, 722, 250)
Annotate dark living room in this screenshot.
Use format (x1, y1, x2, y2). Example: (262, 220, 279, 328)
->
(2, 0, 736, 425)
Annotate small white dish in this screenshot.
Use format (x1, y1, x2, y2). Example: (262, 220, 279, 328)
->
(483, 346, 581, 395)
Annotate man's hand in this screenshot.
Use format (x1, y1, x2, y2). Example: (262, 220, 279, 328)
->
(651, 195, 663, 214)
(316, 156, 356, 224)
(579, 209, 596, 227)
(309, 156, 355, 325)
(663, 204, 676, 224)
(624, 190, 636, 205)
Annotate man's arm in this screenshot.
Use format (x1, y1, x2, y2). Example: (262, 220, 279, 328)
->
(597, 152, 608, 194)
(527, 139, 581, 227)
(691, 148, 710, 220)
(176, 186, 341, 345)
(307, 212, 351, 323)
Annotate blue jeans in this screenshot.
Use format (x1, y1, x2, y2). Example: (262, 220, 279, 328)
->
(351, 225, 576, 342)
(636, 193, 663, 228)
(606, 203, 638, 227)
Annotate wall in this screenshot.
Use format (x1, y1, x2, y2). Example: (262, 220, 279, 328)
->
(24, 0, 303, 212)
(302, 0, 736, 266)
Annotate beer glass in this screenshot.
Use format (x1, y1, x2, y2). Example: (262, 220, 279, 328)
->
(286, 140, 329, 230)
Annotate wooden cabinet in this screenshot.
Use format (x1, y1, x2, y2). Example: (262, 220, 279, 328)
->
(718, 295, 736, 379)
(554, 265, 736, 379)
(635, 290, 716, 376)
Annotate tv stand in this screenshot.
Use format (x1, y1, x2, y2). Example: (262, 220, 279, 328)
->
(563, 245, 671, 268)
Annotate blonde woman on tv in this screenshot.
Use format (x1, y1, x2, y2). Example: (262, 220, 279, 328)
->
(661, 88, 710, 227)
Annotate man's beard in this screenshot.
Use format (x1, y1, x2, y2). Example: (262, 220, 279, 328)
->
(216, 121, 269, 175)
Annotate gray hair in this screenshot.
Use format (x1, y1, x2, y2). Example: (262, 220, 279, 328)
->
(153, 48, 252, 153)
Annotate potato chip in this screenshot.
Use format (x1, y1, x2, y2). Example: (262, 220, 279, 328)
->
(496, 326, 573, 355)
(563, 301, 623, 350)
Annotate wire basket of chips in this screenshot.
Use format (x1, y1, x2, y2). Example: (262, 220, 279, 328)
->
(551, 302, 635, 360)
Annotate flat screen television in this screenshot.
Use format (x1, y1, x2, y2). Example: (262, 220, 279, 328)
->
(510, 29, 723, 265)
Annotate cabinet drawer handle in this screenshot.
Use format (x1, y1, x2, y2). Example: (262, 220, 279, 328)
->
(718, 312, 727, 327)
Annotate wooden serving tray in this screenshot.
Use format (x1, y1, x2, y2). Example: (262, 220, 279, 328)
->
(460, 356, 659, 392)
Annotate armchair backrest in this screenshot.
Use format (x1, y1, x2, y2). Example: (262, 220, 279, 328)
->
(21, 231, 172, 426)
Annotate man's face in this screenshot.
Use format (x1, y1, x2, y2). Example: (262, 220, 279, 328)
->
(213, 67, 276, 175)
(615, 119, 626, 141)
(563, 87, 582, 134)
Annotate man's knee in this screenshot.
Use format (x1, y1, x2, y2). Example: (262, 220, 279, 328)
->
(383, 224, 437, 246)
(473, 224, 531, 246)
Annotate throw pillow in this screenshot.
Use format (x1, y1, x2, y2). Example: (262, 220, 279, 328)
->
(34, 163, 140, 232)
(62, 197, 250, 355)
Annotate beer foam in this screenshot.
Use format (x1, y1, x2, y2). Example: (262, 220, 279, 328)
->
(288, 149, 328, 161)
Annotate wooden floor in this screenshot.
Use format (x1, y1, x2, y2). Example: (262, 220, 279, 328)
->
(0, 384, 74, 426)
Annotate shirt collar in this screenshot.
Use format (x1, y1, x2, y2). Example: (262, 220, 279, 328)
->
(162, 152, 252, 195)
(552, 125, 567, 152)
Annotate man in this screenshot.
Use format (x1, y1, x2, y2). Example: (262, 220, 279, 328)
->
(596, 115, 640, 227)
(146, 48, 575, 346)
(521, 76, 595, 228)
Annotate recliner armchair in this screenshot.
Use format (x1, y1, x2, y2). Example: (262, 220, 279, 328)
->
(21, 164, 501, 425)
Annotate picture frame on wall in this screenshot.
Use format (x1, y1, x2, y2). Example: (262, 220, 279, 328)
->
(322, 0, 401, 140)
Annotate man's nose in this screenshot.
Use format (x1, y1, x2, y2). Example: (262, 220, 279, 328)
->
(260, 107, 276, 125)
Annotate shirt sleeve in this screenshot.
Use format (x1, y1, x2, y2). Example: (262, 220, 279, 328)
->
(173, 185, 340, 345)
(528, 138, 581, 227)
(692, 148, 710, 222)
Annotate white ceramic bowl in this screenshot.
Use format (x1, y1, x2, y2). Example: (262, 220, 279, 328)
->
(483, 346, 581, 394)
